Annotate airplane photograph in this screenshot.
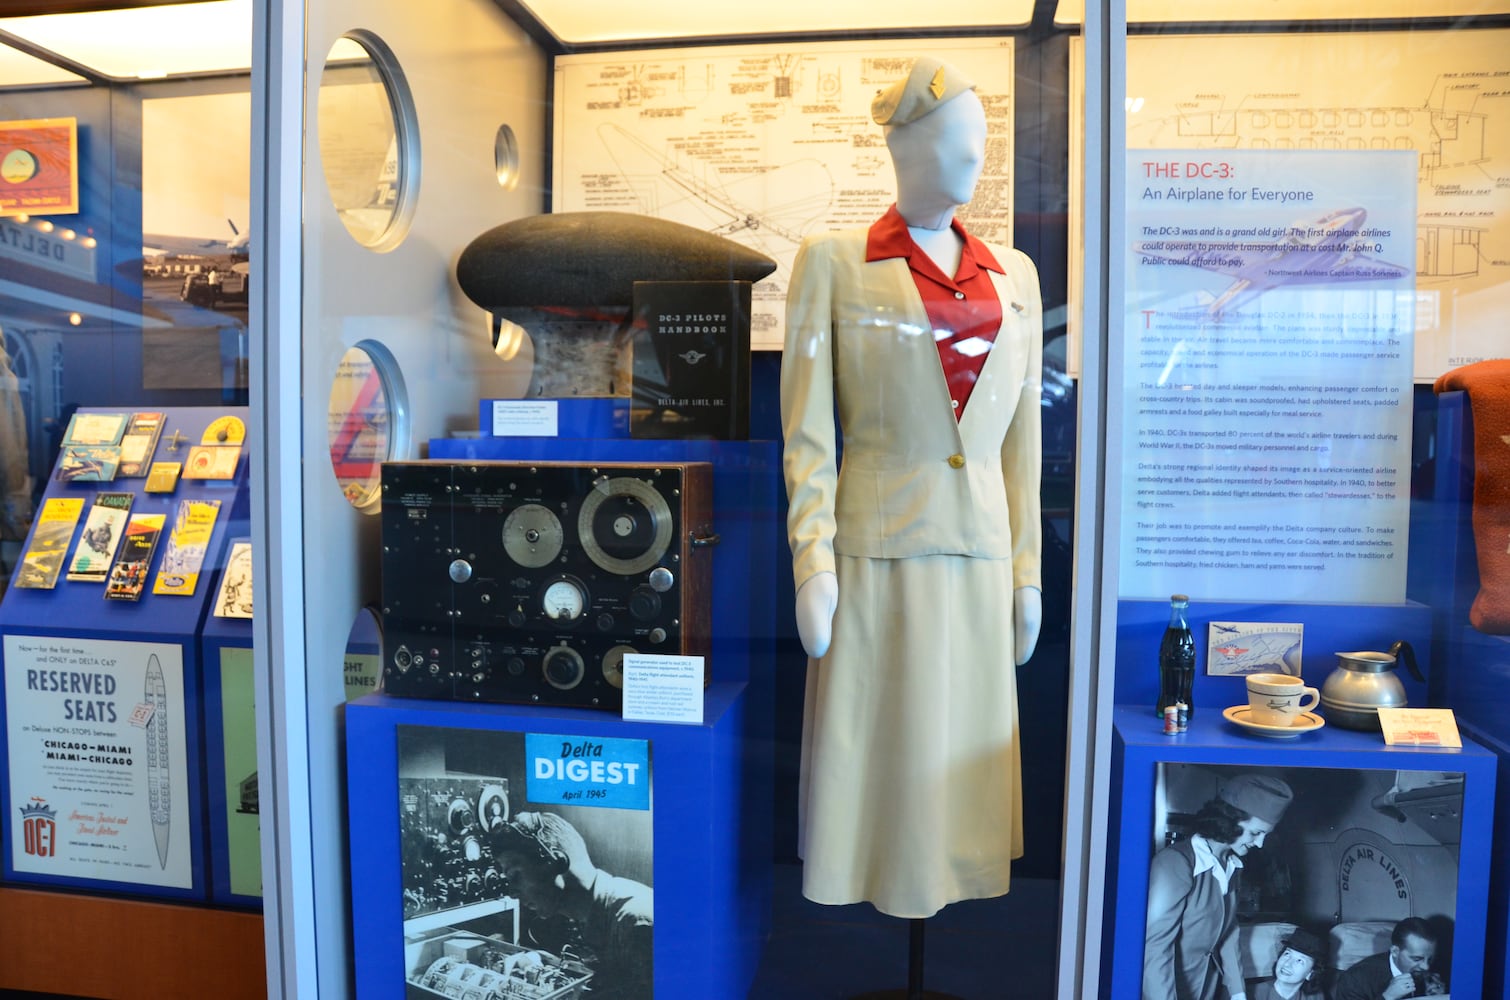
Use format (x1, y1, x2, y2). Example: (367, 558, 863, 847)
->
(1133, 206, 1413, 317)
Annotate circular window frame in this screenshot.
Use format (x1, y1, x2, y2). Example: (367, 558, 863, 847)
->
(327, 338, 410, 514)
(317, 29, 421, 253)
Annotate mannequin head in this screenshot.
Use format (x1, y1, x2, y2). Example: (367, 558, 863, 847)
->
(873, 58, 987, 230)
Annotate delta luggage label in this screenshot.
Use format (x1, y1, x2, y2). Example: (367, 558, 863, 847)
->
(524, 733, 650, 811)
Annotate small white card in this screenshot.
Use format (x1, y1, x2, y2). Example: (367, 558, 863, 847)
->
(491, 400, 559, 437)
(1205, 621, 1304, 676)
(1376, 708, 1463, 748)
(621, 653, 705, 725)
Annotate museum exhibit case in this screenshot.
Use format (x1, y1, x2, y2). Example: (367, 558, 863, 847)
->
(2, 0, 1510, 998)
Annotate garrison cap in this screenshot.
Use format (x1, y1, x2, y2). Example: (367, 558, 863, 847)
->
(1218, 773, 1294, 826)
(870, 57, 976, 127)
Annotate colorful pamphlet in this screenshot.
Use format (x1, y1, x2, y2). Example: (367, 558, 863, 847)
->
(183, 445, 241, 480)
(118, 411, 167, 477)
(13, 497, 85, 589)
(152, 499, 222, 596)
(61, 411, 127, 447)
(1376, 708, 1463, 748)
(65, 492, 134, 582)
(57, 445, 121, 482)
(105, 513, 167, 601)
(213, 539, 253, 619)
(145, 461, 182, 493)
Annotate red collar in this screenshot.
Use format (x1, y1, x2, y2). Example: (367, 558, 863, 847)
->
(864, 205, 1004, 280)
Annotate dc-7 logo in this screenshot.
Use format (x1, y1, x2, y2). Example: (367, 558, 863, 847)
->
(678, 350, 707, 365)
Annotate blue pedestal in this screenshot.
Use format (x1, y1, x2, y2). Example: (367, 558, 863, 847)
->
(347, 684, 769, 999)
(1105, 706, 1496, 1000)
(0, 406, 248, 901)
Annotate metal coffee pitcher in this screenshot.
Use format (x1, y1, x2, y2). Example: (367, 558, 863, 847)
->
(1319, 640, 1424, 730)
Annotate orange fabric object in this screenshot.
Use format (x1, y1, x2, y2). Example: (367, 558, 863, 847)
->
(1435, 358, 1510, 633)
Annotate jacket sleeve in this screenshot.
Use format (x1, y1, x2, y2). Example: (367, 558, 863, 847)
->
(780, 236, 840, 591)
(1143, 847, 1192, 1000)
(999, 249, 1042, 593)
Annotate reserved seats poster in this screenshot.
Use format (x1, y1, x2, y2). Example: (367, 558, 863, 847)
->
(3, 635, 193, 889)
(1121, 149, 1416, 604)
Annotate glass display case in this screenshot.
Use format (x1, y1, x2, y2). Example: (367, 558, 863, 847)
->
(0, 1, 1507, 998)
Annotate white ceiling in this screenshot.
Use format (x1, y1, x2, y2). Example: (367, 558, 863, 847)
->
(0, 0, 250, 85)
(1054, 0, 1510, 24)
(514, 0, 1036, 44)
(0, 0, 1505, 88)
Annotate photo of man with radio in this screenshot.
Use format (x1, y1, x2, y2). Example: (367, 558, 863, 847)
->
(396, 725, 654, 1000)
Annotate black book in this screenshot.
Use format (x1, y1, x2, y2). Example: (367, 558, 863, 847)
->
(629, 280, 751, 440)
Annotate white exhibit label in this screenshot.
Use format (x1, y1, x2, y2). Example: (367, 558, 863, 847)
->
(1121, 149, 1416, 604)
(4, 634, 193, 888)
(621, 654, 705, 725)
(490, 400, 559, 437)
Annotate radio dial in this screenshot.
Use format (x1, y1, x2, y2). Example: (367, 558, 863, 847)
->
(542, 645, 586, 690)
(628, 585, 662, 621)
(648, 567, 674, 593)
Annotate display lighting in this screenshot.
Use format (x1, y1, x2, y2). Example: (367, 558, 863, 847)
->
(67, 313, 81, 326)
(60, 228, 75, 240)
(81, 236, 96, 249)
(35, 219, 53, 233)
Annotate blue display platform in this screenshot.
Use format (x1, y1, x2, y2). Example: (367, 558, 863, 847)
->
(1104, 705, 1496, 1000)
(0, 406, 248, 901)
(347, 684, 768, 999)
(1114, 599, 1433, 714)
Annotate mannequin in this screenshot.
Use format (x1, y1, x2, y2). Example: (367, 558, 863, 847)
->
(781, 56, 1044, 925)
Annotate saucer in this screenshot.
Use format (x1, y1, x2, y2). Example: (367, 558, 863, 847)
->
(1222, 704, 1325, 739)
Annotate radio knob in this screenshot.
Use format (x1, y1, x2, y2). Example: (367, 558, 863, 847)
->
(648, 627, 667, 644)
(506, 657, 526, 676)
(542, 645, 586, 690)
(597, 612, 616, 631)
(448, 559, 473, 583)
(506, 608, 527, 628)
(648, 567, 674, 593)
(629, 585, 661, 621)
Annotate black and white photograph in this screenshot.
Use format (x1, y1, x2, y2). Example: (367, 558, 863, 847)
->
(397, 726, 654, 1000)
(1141, 763, 1463, 1000)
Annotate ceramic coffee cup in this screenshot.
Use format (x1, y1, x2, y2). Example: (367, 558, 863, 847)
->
(1246, 672, 1320, 726)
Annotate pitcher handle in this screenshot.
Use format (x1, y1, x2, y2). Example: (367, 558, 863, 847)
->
(1389, 640, 1425, 683)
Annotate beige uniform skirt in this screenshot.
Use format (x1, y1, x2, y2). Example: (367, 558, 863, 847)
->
(797, 550, 1024, 919)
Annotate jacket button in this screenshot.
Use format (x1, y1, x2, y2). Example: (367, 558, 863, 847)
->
(948, 454, 965, 469)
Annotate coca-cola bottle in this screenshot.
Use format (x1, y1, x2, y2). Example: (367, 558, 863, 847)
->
(1157, 594, 1196, 720)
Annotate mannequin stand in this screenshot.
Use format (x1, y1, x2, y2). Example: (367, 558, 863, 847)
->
(849, 919, 965, 1000)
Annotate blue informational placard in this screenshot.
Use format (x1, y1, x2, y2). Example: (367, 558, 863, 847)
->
(524, 732, 651, 810)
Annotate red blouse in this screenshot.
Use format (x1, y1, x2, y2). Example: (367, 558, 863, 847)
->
(865, 205, 1005, 419)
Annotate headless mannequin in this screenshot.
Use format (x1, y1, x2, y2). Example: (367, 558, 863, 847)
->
(792, 87, 1043, 665)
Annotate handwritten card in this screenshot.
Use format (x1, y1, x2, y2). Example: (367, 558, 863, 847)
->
(1376, 708, 1462, 748)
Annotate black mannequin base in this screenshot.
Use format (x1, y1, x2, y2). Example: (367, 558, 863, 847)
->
(845, 918, 967, 1000)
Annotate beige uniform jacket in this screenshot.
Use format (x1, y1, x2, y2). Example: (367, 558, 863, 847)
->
(780, 226, 1043, 592)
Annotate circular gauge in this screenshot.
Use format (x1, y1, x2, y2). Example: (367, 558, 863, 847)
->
(601, 644, 637, 690)
(542, 644, 586, 690)
(477, 785, 509, 832)
(540, 576, 587, 624)
(202, 414, 246, 445)
(1, 149, 39, 185)
(578, 476, 673, 575)
(447, 797, 476, 835)
(502, 503, 564, 568)
(461, 836, 482, 862)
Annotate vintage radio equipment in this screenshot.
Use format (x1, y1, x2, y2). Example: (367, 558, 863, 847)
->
(380, 461, 715, 709)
